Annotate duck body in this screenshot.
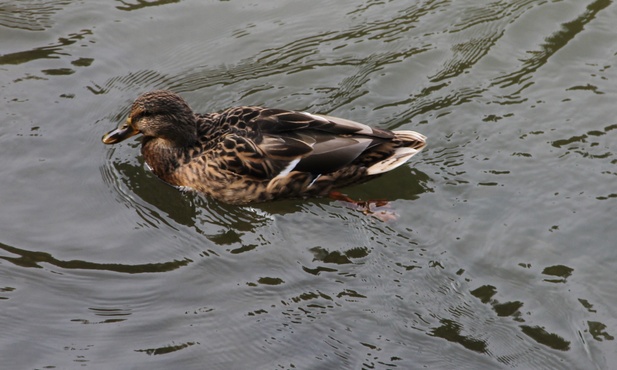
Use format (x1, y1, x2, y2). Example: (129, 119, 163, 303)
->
(102, 90, 426, 204)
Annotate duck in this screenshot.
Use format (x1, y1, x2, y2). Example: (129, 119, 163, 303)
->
(102, 90, 426, 204)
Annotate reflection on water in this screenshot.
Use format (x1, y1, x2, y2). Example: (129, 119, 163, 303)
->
(542, 265, 573, 283)
(116, 0, 181, 12)
(135, 341, 197, 356)
(71, 307, 131, 325)
(551, 123, 616, 159)
(493, 0, 611, 89)
(0, 29, 93, 67)
(0, 241, 190, 273)
(88, 4, 439, 116)
(469, 282, 571, 352)
(103, 142, 431, 247)
(0, 0, 70, 31)
(520, 325, 570, 351)
(430, 318, 488, 353)
(102, 154, 275, 239)
(310, 246, 370, 265)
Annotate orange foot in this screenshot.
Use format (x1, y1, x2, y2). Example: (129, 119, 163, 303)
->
(328, 191, 398, 221)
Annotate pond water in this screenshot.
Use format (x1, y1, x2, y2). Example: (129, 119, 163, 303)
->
(1, 0, 616, 369)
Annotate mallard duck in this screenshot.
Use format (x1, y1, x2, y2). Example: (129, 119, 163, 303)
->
(102, 90, 426, 204)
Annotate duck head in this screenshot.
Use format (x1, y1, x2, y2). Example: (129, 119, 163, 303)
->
(102, 90, 198, 146)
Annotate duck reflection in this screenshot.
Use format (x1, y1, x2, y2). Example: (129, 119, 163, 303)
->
(104, 157, 282, 246)
(108, 161, 249, 219)
(104, 150, 431, 239)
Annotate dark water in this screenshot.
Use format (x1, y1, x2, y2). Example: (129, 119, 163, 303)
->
(2, 0, 616, 369)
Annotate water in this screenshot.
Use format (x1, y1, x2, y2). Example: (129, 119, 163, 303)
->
(1, 0, 616, 369)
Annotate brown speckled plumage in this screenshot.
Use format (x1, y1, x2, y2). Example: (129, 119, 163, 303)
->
(102, 90, 427, 204)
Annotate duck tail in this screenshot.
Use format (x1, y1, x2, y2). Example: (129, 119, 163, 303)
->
(366, 130, 426, 175)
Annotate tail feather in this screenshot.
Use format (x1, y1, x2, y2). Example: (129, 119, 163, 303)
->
(392, 130, 427, 144)
(366, 130, 426, 175)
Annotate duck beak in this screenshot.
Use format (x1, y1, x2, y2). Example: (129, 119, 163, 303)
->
(102, 118, 139, 144)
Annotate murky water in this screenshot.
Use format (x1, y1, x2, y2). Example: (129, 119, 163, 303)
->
(1, 0, 616, 369)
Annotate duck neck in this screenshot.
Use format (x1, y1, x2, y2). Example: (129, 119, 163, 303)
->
(141, 137, 194, 184)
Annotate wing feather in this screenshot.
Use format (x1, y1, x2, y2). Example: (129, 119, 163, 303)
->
(217, 109, 414, 180)
(253, 109, 393, 138)
(245, 109, 397, 177)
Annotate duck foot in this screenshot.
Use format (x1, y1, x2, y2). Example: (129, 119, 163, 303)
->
(328, 191, 398, 221)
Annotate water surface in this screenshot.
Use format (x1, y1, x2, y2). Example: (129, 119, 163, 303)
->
(1, 0, 616, 369)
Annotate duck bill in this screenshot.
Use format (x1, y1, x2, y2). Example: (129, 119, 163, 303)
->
(102, 118, 139, 144)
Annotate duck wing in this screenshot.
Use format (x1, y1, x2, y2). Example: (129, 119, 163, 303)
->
(253, 109, 393, 138)
(254, 109, 398, 176)
(214, 108, 409, 180)
(216, 133, 313, 179)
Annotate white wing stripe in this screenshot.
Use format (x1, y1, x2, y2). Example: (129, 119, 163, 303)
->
(275, 158, 301, 178)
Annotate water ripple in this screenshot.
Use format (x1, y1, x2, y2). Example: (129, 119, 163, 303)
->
(0, 0, 70, 31)
(0, 29, 93, 66)
(492, 0, 612, 89)
(0, 241, 190, 273)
